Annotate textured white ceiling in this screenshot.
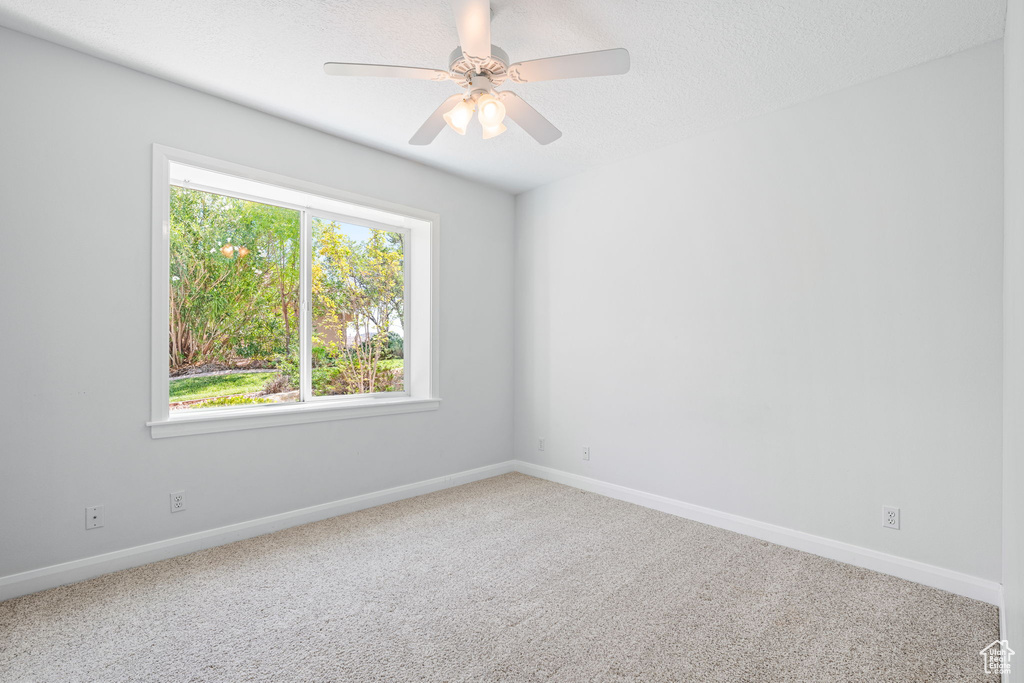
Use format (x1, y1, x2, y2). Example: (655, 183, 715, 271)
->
(0, 0, 1006, 193)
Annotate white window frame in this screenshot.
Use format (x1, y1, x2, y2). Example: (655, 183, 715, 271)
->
(149, 144, 440, 438)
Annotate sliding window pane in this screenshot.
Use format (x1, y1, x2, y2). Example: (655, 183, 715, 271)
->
(311, 217, 405, 396)
(168, 186, 300, 410)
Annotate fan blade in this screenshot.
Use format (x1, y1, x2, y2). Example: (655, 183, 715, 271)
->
(508, 48, 630, 83)
(452, 0, 491, 62)
(497, 92, 561, 145)
(324, 63, 451, 81)
(409, 94, 465, 145)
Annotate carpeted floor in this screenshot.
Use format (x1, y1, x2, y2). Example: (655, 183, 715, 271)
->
(0, 473, 999, 682)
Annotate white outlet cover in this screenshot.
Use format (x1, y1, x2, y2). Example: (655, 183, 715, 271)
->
(883, 506, 900, 530)
(582, 446, 591, 461)
(170, 491, 186, 513)
(85, 505, 104, 529)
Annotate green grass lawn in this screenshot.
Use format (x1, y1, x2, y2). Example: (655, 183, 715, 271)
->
(379, 359, 403, 371)
(169, 371, 277, 402)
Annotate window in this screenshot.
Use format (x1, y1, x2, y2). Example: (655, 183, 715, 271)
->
(169, 188, 302, 409)
(311, 216, 406, 397)
(150, 146, 439, 438)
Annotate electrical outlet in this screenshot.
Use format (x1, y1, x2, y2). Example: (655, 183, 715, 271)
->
(170, 491, 186, 513)
(85, 505, 104, 530)
(582, 446, 591, 461)
(538, 437, 545, 451)
(883, 506, 900, 530)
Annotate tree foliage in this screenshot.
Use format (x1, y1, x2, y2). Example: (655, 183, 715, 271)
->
(312, 219, 404, 394)
(169, 187, 299, 370)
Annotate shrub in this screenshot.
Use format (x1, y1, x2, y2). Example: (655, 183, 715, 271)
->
(265, 352, 299, 393)
(312, 344, 343, 368)
(261, 345, 403, 396)
(385, 332, 404, 359)
(314, 358, 403, 395)
(262, 373, 293, 395)
(312, 366, 342, 394)
(351, 332, 403, 361)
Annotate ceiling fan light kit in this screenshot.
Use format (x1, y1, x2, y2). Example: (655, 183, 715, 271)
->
(440, 73, 508, 138)
(323, 0, 629, 146)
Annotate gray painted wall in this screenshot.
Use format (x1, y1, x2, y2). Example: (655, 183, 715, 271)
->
(514, 42, 1004, 581)
(0, 27, 515, 577)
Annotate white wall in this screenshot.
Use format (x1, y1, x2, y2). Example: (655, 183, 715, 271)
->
(1004, 0, 1024, 660)
(514, 42, 1004, 581)
(0, 27, 514, 578)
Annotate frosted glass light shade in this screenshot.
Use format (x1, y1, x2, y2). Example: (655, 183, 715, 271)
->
(476, 93, 506, 128)
(443, 99, 475, 135)
(481, 122, 507, 139)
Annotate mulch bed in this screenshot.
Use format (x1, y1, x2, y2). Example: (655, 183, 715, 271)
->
(170, 359, 276, 378)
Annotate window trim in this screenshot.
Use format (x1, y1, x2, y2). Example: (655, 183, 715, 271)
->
(149, 144, 440, 439)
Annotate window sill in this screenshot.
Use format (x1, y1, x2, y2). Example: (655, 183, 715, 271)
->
(148, 396, 441, 439)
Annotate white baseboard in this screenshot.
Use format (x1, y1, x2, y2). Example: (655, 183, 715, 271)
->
(513, 461, 1002, 606)
(0, 461, 516, 602)
(1, 458, 1002, 608)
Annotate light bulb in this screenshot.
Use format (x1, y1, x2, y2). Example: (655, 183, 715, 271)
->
(443, 98, 475, 135)
(481, 122, 507, 140)
(476, 93, 506, 128)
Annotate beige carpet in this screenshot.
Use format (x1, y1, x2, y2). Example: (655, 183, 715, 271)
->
(0, 473, 998, 682)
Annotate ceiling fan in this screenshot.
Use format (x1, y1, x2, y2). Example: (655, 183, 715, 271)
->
(323, 0, 630, 145)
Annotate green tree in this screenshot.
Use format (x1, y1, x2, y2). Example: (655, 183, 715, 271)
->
(312, 220, 404, 393)
(169, 187, 299, 370)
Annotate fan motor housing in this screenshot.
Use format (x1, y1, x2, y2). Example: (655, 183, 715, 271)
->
(449, 45, 509, 87)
